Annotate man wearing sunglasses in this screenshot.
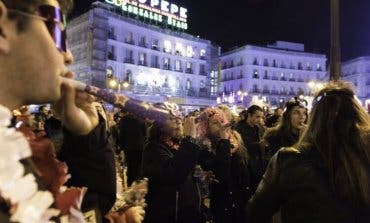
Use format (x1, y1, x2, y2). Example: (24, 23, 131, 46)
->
(0, 0, 120, 222)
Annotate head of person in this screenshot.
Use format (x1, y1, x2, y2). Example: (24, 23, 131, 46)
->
(148, 103, 184, 142)
(197, 107, 229, 141)
(0, 0, 73, 109)
(246, 105, 263, 127)
(274, 107, 283, 117)
(300, 81, 370, 206)
(280, 98, 307, 134)
(38, 105, 48, 115)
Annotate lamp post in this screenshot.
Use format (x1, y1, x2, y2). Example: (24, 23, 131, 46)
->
(329, 0, 341, 81)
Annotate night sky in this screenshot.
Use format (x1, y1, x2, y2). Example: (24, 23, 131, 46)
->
(71, 0, 370, 61)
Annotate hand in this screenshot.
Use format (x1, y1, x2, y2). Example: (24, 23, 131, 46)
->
(53, 72, 99, 135)
(183, 116, 198, 138)
(298, 124, 307, 136)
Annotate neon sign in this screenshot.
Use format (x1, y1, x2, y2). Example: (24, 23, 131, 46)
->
(105, 0, 188, 30)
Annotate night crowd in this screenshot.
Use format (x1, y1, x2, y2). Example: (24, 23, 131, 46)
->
(0, 0, 369, 223)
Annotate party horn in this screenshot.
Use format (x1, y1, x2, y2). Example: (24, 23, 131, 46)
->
(61, 77, 171, 123)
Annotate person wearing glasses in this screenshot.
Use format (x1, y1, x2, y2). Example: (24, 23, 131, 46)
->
(0, 1, 142, 222)
(247, 81, 370, 223)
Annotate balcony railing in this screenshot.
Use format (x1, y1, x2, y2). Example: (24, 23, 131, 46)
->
(288, 78, 296, 82)
(263, 76, 270, 80)
(185, 68, 194, 74)
(107, 33, 116, 40)
(200, 56, 206, 60)
(262, 90, 270, 94)
(163, 65, 171, 70)
(107, 53, 116, 61)
(151, 45, 160, 51)
(151, 63, 160, 69)
(138, 61, 148, 66)
(199, 71, 207, 76)
(124, 39, 135, 45)
(252, 89, 261, 93)
(138, 42, 148, 48)
(271, 76, 279, 80)
(174, 68, 183, 73)
(124, 58, 135, 64)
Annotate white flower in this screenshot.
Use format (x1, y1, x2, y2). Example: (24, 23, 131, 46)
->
(1, 174, 38, 204)
(11, 191, 54, 223)
(0, 105, 12, 127)
(0, 161, 24, 189)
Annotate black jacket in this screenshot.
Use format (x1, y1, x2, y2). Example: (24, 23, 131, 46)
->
(236, 121, 264, 192)
(199, 139, 251, 223)
(142, 138, 201, 223)
(247, 147, 370, 223)
(58, 116, 116, 216)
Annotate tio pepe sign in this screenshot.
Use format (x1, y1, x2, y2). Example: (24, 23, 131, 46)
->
(105, 0, 188, 30)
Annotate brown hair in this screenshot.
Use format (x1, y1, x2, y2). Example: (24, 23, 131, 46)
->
(2, 0, 73, 31)
(299, 81, 370, 206)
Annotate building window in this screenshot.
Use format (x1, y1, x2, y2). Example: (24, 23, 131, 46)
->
(200, 80, 205, 88)
(138, 53, 147, 66)
(253, 57, 258, 65)
(253, 69, 259, 78)
(107, 45, 116, 61)
(106, 66, 114, 78)
(152, 39, 159, 50)
(272, 59, 277, 67)
(280, 72, 286, 81)
(199, 64, 206, 75)
(239, 70, 243, 79)
(176, 77, 180, 89)
(186, 46, 194, 58)
(175, 43, 184, 56)
(186, 79, 192, 90)
(317, 63, 322, 71)
(164, 40, 172, 53)
(125, 32, 134, 44)
(298, 62, 303, 70)
(125, 50, 134, 63)
(200, 49, 206, 59)
(263, 58, 269, 66)
(108, 27, 116, 40)
(151, 55, 159, 68)
(186, 62, 193, 73)
(175, 60, 182, 71)
(163, 58, 171, 70)
(263, 70, 269, 79)
(139, 36, 147, 47)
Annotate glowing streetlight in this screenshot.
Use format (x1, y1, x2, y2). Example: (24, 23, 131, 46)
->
(108, 79, 118, 88)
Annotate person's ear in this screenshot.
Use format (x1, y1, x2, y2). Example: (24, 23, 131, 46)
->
(0, 1, 10, 54)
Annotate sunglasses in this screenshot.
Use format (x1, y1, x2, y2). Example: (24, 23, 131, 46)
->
(7, 5, 67, 52)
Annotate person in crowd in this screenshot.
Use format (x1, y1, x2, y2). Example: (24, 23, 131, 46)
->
(247, 81, 370, 223)
(261, 99, 307, 167)
(58, 101, 117, 220)
(142, 108, 202, 223)
(197, 107, 251, 223)
(265, 108, 283, 128)
(119, 111, 148, 185)
(236, 105, 265, 192)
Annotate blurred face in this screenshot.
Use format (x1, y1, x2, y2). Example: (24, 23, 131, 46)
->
(275, 108, 283, 117)
(0, 0, 73, 108)
(207, 117, 223, 137)
(165, 116, 183, 138)
(247, 110, 264, 127)
(290, 106, 307, 130)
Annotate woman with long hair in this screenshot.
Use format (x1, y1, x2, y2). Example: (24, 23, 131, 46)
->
(262, 99, 307, 167)
(247, 81, 370, 223)
(197, 107, 251, 223)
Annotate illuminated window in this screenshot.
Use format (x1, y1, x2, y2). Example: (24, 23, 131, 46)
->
(186, 46, 194, 57)
(152, 39, 159, 50)
(175, 60, 182, 71)
(176, 77, 180, 89)
(200, 49, 206, 59)
(106, 66, 114, 78)
(163, 58, 170, 70)
(186, 79, 192, 90)
(200, 80, 205, 88)
(175, 43, 184, 56)
(164, 40, 172, 53)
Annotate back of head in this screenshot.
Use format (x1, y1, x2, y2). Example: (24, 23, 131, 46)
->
(300, 81, 370, 206)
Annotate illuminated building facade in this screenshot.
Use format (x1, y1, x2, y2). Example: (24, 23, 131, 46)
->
(67, 1, 220, 109)
(219, 41, 327, 107)
(342, 56, 370, 110)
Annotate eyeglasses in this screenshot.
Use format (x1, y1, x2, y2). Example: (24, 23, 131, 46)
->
(8, 5, 67, 52)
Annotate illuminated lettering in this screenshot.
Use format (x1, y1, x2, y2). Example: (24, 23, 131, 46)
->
(170, 4, 178, 14)
(150, 0, 160, 7)
(167, 17, 172, 25)
(133, 6, 138, 14)
(139, 8, 144, 16)
(138, 0, 146, 3)
(180, 7, 187, 18)
(144, 11, 149, 18)
(161, 0, 169, 12)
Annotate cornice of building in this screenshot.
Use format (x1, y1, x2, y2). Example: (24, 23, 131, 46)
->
(221, 44, 327, 59)
(342, 56, 370, 66)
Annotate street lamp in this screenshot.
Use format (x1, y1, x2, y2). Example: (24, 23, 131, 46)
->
(330, 0, 341, 80)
